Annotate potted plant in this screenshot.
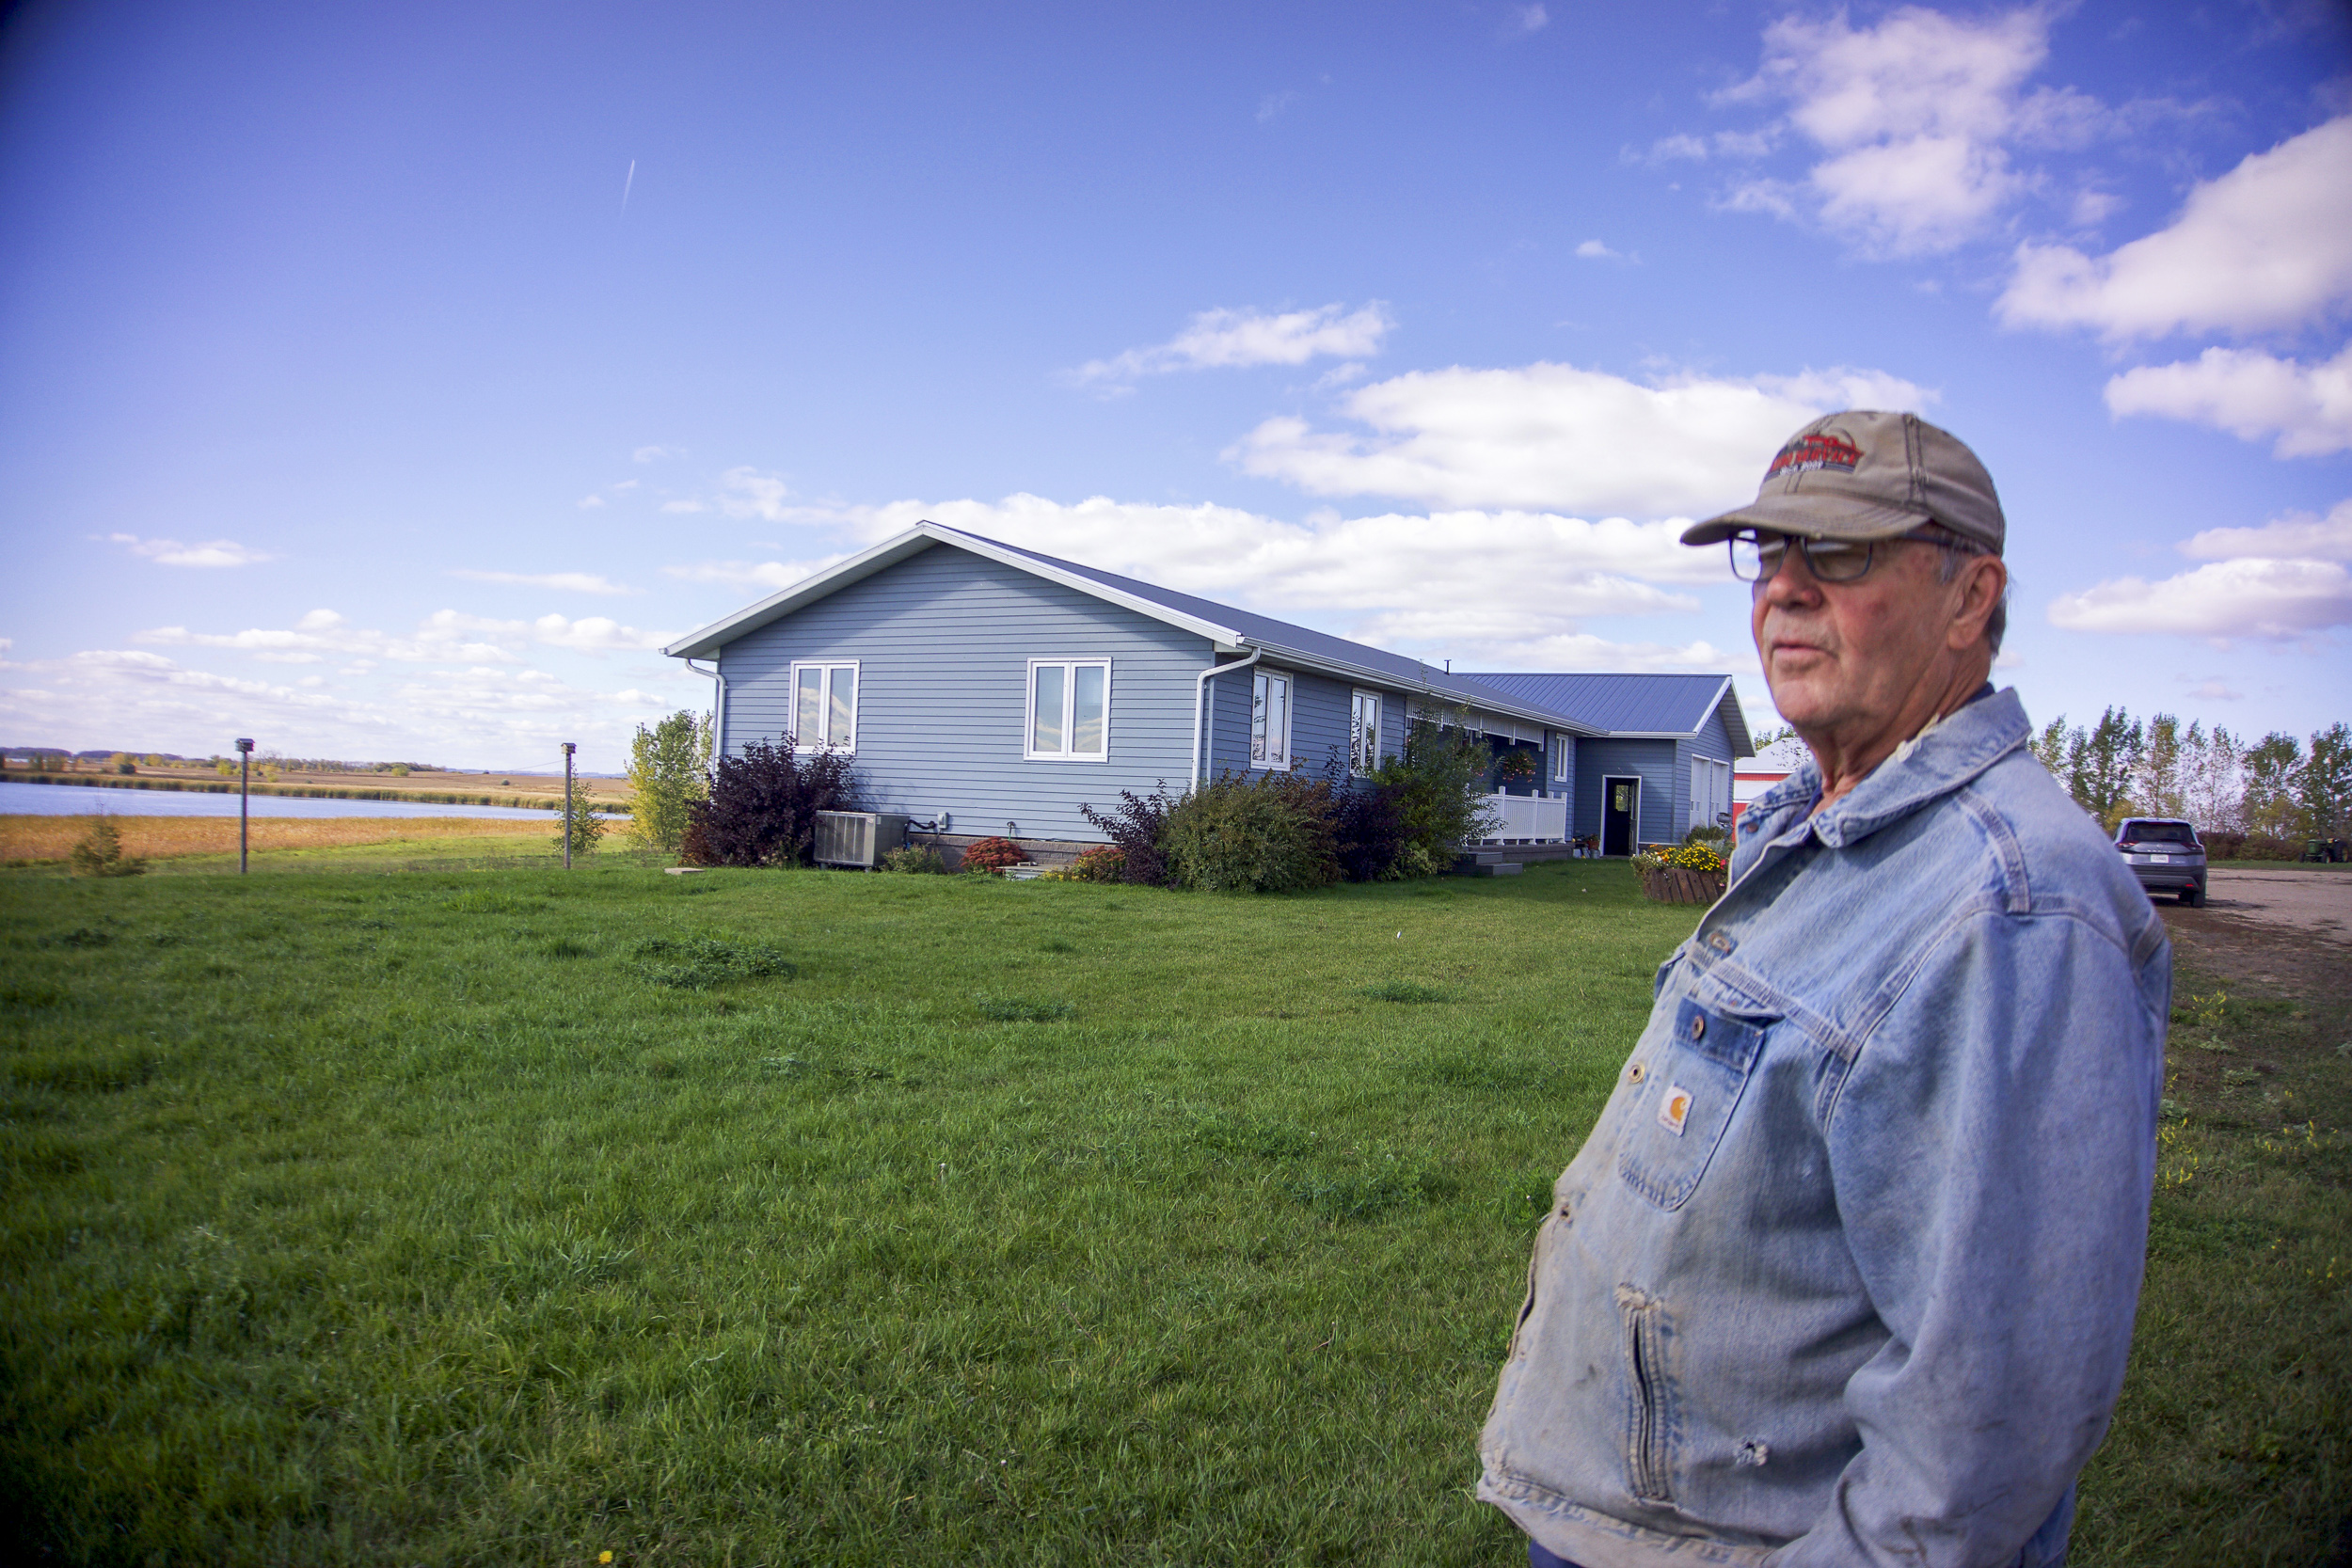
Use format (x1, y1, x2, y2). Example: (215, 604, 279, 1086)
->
(1632, 841, 1727, 904)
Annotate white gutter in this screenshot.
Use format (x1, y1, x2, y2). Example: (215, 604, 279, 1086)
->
(684, 657, 725, 758)
(1192, 647, 1262, 789)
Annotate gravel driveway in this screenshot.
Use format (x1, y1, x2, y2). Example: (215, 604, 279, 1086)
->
(2202, 868, 2352, 945)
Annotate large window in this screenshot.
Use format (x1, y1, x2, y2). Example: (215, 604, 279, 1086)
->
(1250, 672, 1292, 769)
(1349, 690, 1381, 773)
(1027, 659, 1110, 760)
(790, 661, 858, 752)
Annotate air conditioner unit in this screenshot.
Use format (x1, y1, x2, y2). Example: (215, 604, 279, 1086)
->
(812, 811, 910, 868)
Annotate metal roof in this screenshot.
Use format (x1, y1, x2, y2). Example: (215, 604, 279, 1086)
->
(663, 522, 1604, 736)
(1458, 672, 1753, 755)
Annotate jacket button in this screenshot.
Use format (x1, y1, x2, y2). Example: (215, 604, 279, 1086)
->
(1629, 1062, 1646, 1083)
(1690, 1015, 1707, 1040)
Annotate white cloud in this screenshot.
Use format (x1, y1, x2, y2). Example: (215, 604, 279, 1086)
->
(2048, 558, 2351, 640)
(528, 614, 670, 653)
(1225, 360, 1933, 515)
(2104, 343, 2352, 456)
(106, 533, 274, 567)
(2179, 499, 2352, 562)
(2184, 678, 2243, 701)
(1256, 90, 1298, 124)
(134, 606, 671, 664)
(712, 467, 794, 521)
(1509, 5, 1548, 36)
(663, 556, 852, 589)
(660, 499, 707, 514)
(1072, 303, 1395, 386)
(633, 445, 680, 463)
(450, 570, 637, 594)
(2050, 497, 2352, 641)
(1997, 116, 2352, 340)
(1719, 7, 2103, 257)
(578, 495, 607, 509)
(1575, 239, 1630, 261)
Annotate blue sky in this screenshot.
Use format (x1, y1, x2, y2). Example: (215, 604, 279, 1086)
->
(3, 0, 2346, 771)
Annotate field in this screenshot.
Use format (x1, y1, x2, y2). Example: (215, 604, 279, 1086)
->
(1, 815, 570, 870)
(2, 860, 2345, 1565)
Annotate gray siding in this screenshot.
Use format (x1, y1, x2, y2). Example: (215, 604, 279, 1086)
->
(1575, 738, 1679, 848)
(716, 544, 1212, 842)
(1203, 662, 1406, 781)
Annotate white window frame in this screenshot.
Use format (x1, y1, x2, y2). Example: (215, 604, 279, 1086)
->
(788, 660, 859, 753)
(1025, 658, 1112, 762)
(1550, 734, 1571, 784)
(1349, 690, 1382, 774)
(1249, 670, 1295, 770)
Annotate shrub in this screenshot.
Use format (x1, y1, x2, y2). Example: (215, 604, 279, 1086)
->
(554, 792, 607, 859)
(880, 844, 947, 874)
(1367, 716, 1496, 874)
(2237, 832, 2300, 861)
(625, 711, 711, 852)
(1161, 770, 1339, 894)
(69, 817, 145, 878)
(688, 736, 856, 868)
(1069, 845, 1126, 882)
(1080, 784, 1176, 886)
(1684, 824, 1729, 847)
(1329, 767, 1406, 882)
(959, 836, 1025, 876)
(2199, 830, 2244, 861)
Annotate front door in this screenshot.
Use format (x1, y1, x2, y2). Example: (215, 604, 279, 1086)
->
(1602, 775, 1641, 857)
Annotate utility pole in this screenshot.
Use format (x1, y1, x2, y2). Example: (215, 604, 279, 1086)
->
(562, 742, 577, 870)
(235, 737, 254, 874)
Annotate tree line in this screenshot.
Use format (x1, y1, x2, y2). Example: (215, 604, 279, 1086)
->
(2026, 710, 2349, 847)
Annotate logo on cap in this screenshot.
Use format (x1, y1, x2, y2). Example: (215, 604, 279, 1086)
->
(1765, 433, 1862, 482)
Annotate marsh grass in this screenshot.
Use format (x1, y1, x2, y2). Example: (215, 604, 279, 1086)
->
(0, 862, 2343, 1564)
(1, 814, 566, 867)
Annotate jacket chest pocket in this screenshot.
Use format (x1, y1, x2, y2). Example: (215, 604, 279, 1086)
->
(1616, 998, 1767, 1212)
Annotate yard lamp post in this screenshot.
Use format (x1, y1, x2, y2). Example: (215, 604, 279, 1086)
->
(234, 737, 254, 875)
(562, 742, 576, 871)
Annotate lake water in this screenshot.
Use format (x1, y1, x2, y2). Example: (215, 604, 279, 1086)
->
(0, 782, 612, 821)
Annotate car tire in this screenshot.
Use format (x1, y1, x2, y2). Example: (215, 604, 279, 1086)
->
(2184, 885, 2205, 909)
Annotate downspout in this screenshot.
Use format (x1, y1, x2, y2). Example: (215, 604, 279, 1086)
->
(1191, 647, 1262, 790)
(684, 657, 725, 759)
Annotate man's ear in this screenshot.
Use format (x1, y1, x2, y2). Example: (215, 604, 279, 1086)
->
(1947, 555, 2007, 651)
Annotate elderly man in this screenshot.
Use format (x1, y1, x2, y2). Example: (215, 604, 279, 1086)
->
(1479, 413, 2169, 1568)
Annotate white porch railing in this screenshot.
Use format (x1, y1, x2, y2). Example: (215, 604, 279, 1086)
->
(1477, 792, 1568, 844)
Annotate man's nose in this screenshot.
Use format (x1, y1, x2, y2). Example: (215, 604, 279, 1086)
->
(1756, 546, 1824, 607)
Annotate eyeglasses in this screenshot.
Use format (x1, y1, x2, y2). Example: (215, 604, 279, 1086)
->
(1728, 527, 1954, 586)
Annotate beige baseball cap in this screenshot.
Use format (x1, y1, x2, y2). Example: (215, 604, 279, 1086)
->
(1680, 410, 2005, 554)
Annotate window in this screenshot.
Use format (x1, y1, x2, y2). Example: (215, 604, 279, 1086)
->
(1250, 672, 1292, 768)
(1550, 735, 1571, 784)
(1350, 690, 1381, 773)
(1027, 659, 1110, 760)
(790, 662, 858, 752)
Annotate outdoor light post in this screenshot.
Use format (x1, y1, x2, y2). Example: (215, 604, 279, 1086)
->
(562, 742, 577, 871)
(234, 738, 254, 875)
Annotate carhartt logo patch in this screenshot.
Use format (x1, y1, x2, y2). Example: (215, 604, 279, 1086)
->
(1765, 432, 1862, 481)
(1658, 1084, 1693, 1137)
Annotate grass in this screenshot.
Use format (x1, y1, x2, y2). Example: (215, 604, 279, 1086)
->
(1, 860, 2344, 1564)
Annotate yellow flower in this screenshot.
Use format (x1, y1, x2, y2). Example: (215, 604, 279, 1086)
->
(600, 1554, 613, 1564)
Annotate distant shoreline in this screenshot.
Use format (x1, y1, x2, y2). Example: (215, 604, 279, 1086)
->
(0, 772, 627, 814)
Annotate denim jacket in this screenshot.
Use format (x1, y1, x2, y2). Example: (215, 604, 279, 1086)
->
(1479, 689, 2169, 1568)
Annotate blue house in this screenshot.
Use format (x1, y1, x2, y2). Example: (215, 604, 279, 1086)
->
(661, 521, 1748, 858)
(1456, 673, 1753, 855)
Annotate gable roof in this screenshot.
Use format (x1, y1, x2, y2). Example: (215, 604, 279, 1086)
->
(1458, 672, 1753, 756)
(664, 521, 1603, 736)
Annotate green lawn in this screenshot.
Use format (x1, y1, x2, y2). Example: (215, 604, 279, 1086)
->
(2, 861, 2344, 1564)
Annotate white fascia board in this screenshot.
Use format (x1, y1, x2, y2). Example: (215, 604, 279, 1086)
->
(663, 521, 1246, 659)
(1712, 678, 1755, 757)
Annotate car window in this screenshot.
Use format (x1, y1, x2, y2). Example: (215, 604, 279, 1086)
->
(2122, 822, 2196, 845)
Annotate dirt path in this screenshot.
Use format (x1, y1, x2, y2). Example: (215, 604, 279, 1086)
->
(2201, 868, 2352, 946)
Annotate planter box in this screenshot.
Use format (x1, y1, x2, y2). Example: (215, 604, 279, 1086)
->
(1643, 867, 1726, 905)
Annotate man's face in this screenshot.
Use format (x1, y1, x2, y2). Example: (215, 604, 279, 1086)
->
(1750, 536, 1963, 736)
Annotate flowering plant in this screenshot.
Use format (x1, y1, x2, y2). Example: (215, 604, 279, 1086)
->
(959, 836, 1025, 875)
(1653, 842, 1727, 875)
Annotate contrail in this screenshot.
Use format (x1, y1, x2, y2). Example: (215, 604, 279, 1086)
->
(623, 160, 635, 210)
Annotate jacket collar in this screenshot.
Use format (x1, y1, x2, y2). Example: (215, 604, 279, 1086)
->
(1749, 687, 2029, 850)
